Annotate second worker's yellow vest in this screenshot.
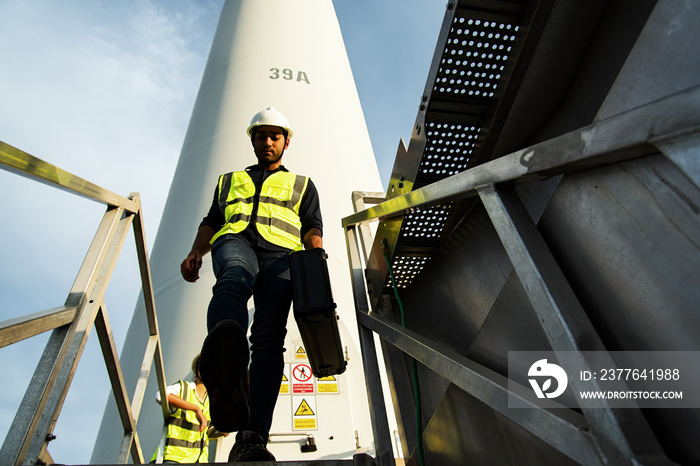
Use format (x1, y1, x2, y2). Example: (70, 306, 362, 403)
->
(154, 381, 210, 463)
(210, 170, 309, 251)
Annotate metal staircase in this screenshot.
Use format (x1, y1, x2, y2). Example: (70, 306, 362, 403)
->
(343, 1, 700, 465)
(0, 142, 170, 465)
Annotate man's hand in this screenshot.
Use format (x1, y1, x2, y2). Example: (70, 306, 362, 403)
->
(180, 252, 202, 282)
(180, 225, 216, 282)
(302, 227, 323, 250)
(164, 393, 208, 432)
(194, 407, 208, 432)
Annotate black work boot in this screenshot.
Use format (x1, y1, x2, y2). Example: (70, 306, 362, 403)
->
(228, 430, 276, 462)
(198, 319, 250, 433)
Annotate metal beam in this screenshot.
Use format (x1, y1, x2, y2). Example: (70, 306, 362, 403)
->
(0, 141, 139, 213)
(357, 310, 601, 466)
(130, 194, 170, 425)
(0, 306, 76, 349)
(94, 304, 140, 460)
(346, 193, 395, 466)
(477, 183, 669, 464)
(343, 85, 700, 228)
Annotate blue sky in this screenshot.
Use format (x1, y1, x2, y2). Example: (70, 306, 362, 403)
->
(0, 0, 444, 462)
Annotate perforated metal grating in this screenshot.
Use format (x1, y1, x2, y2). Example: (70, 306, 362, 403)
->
(387, 205, 451, 289)
(387, 8, 521, 291)
(435, 17, 519, 99)
(417, 121, 481, 178)
(389, 255, 432, 289)
(400, 205, 452, 240)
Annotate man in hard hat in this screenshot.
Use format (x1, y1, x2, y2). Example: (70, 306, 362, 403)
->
(180, 107, 323, 462)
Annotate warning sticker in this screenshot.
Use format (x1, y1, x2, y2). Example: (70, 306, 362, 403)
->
(279, 364, 290, 395)
(291, 363, 314, 394)
(294, 344, 308, 360)
(292, 396, 317, 430)
(294, 399, 315, 416)
(317, 375, 339, 394)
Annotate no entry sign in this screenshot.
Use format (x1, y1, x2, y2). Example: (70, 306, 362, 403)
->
(292, 363, 314, 394)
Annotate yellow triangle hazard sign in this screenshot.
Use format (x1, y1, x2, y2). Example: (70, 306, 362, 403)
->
(281, 373, 288, 382)
(294, 399, 315, 416)
(318, 375, 336, 381)
(296, 347, 306, 354)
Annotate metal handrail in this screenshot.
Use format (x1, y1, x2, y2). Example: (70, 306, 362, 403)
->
(343, 86, 700, 465)
(0, 141, 169, 465)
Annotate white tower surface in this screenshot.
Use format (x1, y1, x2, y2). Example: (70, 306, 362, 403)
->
(91, 0, 384, 462)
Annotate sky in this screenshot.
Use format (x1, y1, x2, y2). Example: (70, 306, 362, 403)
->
(0, 0, 445, 463)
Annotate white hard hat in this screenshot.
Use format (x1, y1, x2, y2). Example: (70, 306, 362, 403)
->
(247, 107, 294, 139)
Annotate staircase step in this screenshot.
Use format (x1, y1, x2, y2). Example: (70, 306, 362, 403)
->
(71, 452, 377, 466)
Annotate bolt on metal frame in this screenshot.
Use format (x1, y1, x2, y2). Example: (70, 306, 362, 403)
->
(343, 86, 699, 465)
(0, 141, 170, 465)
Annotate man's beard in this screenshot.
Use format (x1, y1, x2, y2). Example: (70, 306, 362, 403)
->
(257, 149, 284, 166)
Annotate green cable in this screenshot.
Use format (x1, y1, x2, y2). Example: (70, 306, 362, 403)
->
(382, 239, 426, 466)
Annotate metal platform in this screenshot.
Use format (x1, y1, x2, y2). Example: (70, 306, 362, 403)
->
(68, 457, 375, 466)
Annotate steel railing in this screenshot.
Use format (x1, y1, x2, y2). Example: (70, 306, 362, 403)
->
(0, 141, 170, 465)
(343, 86, 700, 466)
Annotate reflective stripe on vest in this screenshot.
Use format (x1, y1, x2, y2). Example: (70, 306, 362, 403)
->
(159, 381, 209, 463)
(211, 170, 309, 251)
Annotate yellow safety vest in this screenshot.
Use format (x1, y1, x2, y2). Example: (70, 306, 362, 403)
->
(210, 170, 309, 251)
(152, 381, 210, 463)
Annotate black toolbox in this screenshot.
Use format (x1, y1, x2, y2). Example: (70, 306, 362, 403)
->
(288, 248, 347, 377)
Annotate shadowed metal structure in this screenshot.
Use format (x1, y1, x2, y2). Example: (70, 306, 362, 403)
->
(345, 0, 700, 465)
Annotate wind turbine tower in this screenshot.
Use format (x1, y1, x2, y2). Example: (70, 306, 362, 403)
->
(92, 0, 385, 462)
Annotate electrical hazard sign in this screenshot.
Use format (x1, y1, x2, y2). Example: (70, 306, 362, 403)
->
(291, 363, 314, 394)
(292, 396, 317, 430)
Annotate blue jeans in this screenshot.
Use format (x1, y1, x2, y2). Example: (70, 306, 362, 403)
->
(207, 234, 292, 439)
